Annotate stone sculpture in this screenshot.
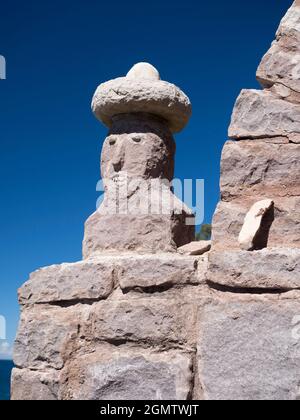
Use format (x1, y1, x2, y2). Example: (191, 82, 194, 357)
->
(83, 62, 195, 257)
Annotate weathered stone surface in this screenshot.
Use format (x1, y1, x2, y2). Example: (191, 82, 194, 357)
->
(178, 240, 211, 256)
(11, 368, 59, 400)
(238, 199, 274, 251)
(269, 84, 300, 106)
(202, 3, 300, 401)
(19, 258, 114, 305)
(14, 305, 86, 370)
(229, 90, 300, 140)
(220, 141, 300, 199)
(14, 6, 300, 400)
(83, 203, 194, 257)
(18, 253, 204, 307)
(92, 64, 191, 133)
(211, 197, 300, 251)
(198, 293, 300, 400)
(257, 1, 300, 93)
(115, 254, 203, 290)
(208, 248, 300, 289)
(61, 349, 193, 400)
(271, 83, 295, 99)
(89, 296, 197, 348)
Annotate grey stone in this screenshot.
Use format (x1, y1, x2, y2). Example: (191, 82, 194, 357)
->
(208, 248, 300, 289)
(11, 368, 59, 400)
(201, 2, 300, 401)
(178, 241, 211, 256)
(18, 258, 114, 305)
(89, 296, 198, 348)
(211, 197, 300, 251)
(101, 113, 176, 182)
(83, 112, 195, 257)
(251, 135, 289, 144)
(269, 84, 300, 106)
(115, 254, 203, 290)
(14, 305, 85, 370)
(61, 350, 192, 400)
(92, 65, 191, 133)
(229, 90, 300, 140)
(220, 140, 300, 199)
(198, 294, 300, 400)
(126, 62, 160, 81)
(257, 1, 300, 93)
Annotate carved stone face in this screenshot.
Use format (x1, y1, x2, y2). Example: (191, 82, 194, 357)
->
(100, 114, 175, 185)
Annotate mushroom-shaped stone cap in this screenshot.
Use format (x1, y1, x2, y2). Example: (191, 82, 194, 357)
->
(91, 63, 192, 133)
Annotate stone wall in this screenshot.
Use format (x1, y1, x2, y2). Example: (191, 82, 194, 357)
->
(12, 254, 209, 400)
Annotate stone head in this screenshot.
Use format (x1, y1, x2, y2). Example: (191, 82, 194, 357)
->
(101, 113, 175, 184)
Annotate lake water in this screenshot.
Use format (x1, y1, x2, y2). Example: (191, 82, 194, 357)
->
(0, 360, 14, 400)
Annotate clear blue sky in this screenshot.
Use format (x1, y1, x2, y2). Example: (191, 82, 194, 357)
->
(0, 0, 293, 358)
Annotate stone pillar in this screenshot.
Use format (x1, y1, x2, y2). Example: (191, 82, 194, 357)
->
(200, 1, 300, 400)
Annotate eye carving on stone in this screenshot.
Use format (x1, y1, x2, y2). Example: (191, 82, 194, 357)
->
(132, 136, 141, 143)
(109, 138, 117, 146)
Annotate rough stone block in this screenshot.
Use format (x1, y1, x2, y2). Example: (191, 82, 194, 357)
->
(238, 199, 274, 251)
(89, 296, 197, 348)
(257, 43, 300, 95)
